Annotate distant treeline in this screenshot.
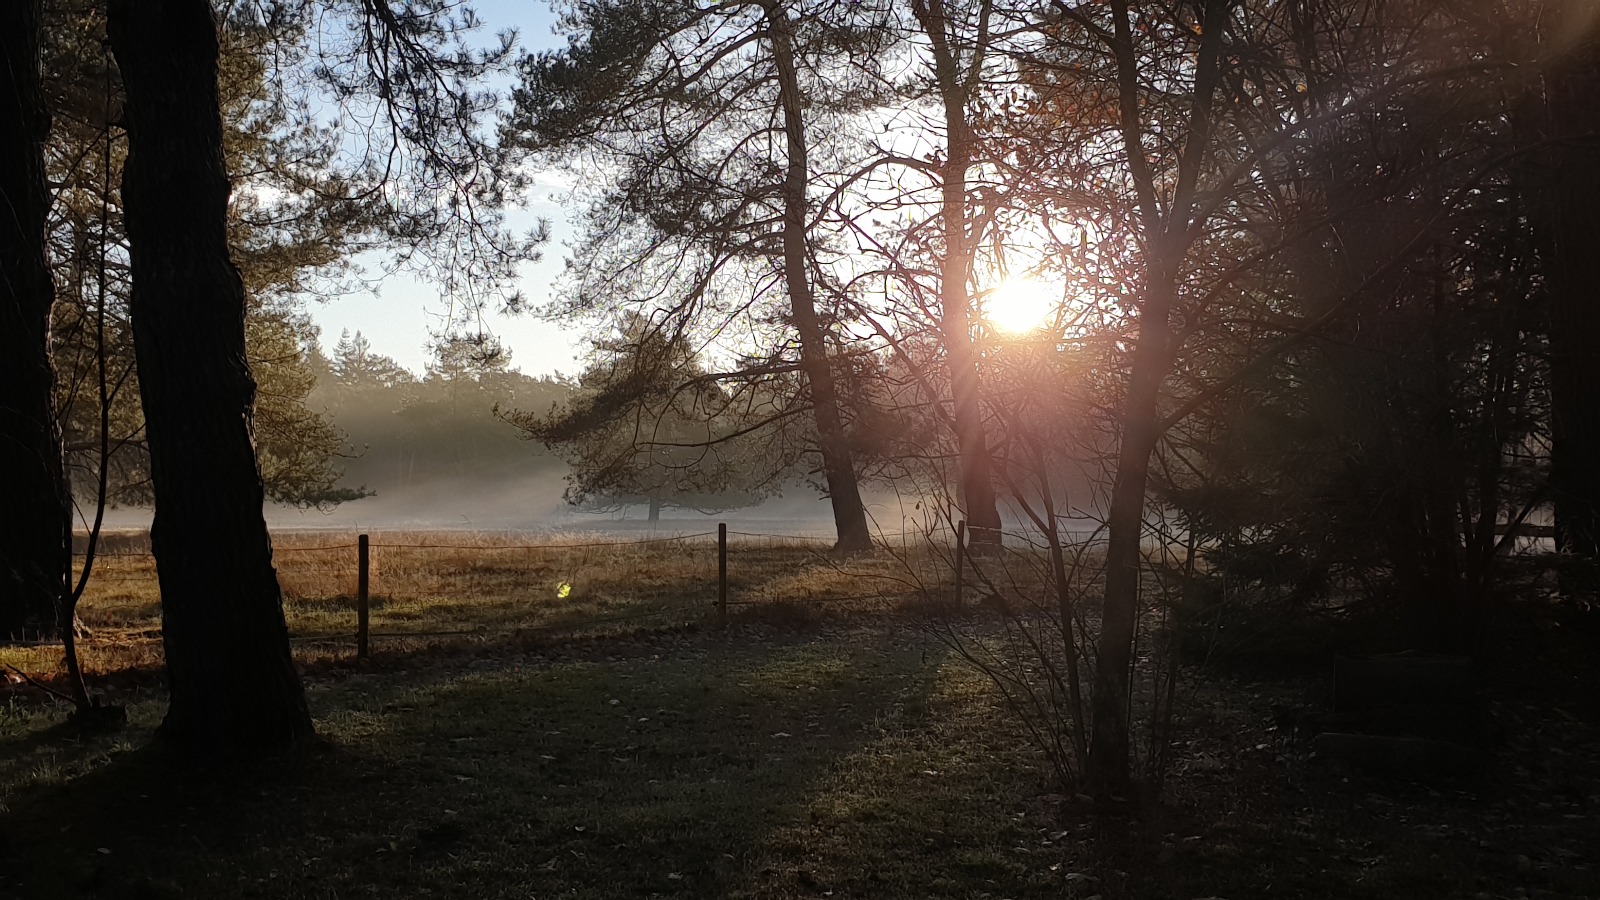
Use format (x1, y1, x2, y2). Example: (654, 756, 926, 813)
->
(310, 331, 573, 501)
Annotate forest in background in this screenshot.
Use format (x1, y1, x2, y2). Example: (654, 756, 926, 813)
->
(305, 328, 786, 524)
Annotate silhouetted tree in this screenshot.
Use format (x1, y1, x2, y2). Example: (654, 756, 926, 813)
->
(911, 0, 1004, 550)
(506, 0, 881, 550)
(108, 0, 312, 750)
(505, 317, 774, 521)
(0, 0, 72, 641)
(1009, 0, 1534, 791)
(43, 5, 391, 512)
(1521, 6, 1600, 592)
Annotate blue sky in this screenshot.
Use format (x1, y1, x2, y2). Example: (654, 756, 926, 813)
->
(306, 1, 586, 377)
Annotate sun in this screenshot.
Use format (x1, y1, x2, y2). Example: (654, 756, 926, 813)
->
(984, 277, 1059, 334)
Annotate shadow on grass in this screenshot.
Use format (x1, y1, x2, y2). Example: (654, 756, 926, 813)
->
(1, 632, 997, 899)
(8, 622, 1575, 900)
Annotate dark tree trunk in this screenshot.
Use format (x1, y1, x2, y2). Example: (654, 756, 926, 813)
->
(767, 4, 872, 553)
(0, 0, 71, 642)
(1084, 0, 1228, 795)
(1085, 271, 1174, 796)
(1526, 38, 1600, 585)
(108, 0, 313, 751)
(647, 494, 663, 523)
(918, 0, 1003, 552)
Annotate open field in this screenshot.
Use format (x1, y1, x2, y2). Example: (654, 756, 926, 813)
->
(4, 530, 980, 678)
(2, 538, 1597, 899)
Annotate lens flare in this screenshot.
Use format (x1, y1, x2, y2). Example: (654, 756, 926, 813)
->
(985, 277, 1058, 334)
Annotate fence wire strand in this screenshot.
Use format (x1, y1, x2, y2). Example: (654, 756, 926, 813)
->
(365, 532, 718, 551)
(49, 524, 989, 664)
(287, 602, 706, 644)
(724, 531, 834, 541)
(77, 532, 724, 560)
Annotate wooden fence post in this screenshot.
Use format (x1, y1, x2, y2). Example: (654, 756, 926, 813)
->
(954, 519, 966, 609)
(357, 533, 370, 660)
(718, 523, 728, 628)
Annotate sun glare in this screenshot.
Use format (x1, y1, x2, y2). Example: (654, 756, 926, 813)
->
(984, 277, 1059, 334)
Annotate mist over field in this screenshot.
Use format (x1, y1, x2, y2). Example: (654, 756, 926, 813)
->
(95, 472, 1100, 542)
(265, 475, 850, 535)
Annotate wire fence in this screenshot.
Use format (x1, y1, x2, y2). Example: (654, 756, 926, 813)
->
(51, 524, 1021, 663)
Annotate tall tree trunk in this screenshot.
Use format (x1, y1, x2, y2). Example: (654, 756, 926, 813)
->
(1085, 269, 1175, 796)
(108, 0, 313, 751)
(918, 0, 1003, 552)
(0, 0, 71, 642)
(1526, 33, 1600, 587)
(766, 2, 871, 553)
(1084, 0, 1228, 795)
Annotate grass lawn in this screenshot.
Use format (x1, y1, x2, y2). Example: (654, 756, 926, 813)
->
(2, 537, 1597, 899)
(2, 627, 1071, 899)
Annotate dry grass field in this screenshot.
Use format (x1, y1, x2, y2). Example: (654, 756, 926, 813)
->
(2, 529, 979, 679)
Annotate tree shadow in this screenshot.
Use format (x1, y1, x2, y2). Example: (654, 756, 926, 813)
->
(1, 629, 958, 898)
